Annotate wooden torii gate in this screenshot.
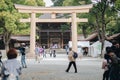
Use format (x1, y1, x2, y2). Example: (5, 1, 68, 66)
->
(14, 4, 92, 57)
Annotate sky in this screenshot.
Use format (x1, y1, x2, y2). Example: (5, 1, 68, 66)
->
(44, 0, 53, 7)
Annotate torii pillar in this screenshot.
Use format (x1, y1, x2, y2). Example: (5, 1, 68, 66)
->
(30, 12, 36, 57)
(72, 12, 77, 51)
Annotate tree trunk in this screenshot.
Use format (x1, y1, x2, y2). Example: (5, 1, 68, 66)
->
(82, 26, 87, 38)
(101, 38, 105, 58)
(5, 42, 9, 52)
(3, 31, 12, 52)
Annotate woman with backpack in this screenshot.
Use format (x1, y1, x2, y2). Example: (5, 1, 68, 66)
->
(65, 48, 77, 73)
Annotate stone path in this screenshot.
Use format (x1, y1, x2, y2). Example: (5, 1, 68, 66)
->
(19, 54, 104, 80)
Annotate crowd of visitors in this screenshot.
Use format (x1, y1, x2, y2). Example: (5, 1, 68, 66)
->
(0, 40, 119, 80)
(102, 40, 120, 80)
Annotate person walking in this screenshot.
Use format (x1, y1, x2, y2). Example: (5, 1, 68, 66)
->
(49, 48, 52, 57)
(65, 45, 69, 55)
(53, 50, 56, 57)
(43, 46, 46, 58)
(65, 48, 77, 73)
(19, 43, 27, 68)
(35, 45, 40, 63)
(1, 48, 22, 80)
(39, 46, 43, 58)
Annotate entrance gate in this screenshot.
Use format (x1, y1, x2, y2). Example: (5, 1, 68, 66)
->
(14, 4, 92, 57)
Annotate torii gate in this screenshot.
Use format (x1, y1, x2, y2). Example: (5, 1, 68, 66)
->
(14, 4, 92, 57)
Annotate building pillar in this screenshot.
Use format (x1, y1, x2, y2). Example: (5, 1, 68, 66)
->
(71, 12, 77, 52)
(29, 12, 36, 57)
(51, 13, 56, 19)
(47, 32, 49, 48)
(61, 33, 63, 48)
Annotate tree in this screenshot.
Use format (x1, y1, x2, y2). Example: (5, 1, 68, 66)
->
(51, 0, 64, 6)
(52, 0, 92, 38)
(0, 0, 45, 51)
(62, 0, 92, 38)
(90, 0, 117, 57)
(0, 0, 19, 51)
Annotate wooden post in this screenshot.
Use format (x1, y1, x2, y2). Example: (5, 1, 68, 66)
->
(71, 12, 77, 52)
(29, 12, 36, 57)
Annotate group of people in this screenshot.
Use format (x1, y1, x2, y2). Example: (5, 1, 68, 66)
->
(35, 45, 47, 63)
(102, 40, 120, 80)
(35, 44, 58, 63)
(0, 40, 119, 80)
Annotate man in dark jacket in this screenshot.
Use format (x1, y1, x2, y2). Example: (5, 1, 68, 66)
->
(108, 50, 120, 80)
(19, 43, 27, 68)
(111, 40, 120, 58)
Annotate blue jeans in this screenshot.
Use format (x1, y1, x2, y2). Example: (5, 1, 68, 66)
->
(21, 55, 27, 68)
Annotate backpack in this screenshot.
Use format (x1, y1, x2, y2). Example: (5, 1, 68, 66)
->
(73, 51, 78, 59)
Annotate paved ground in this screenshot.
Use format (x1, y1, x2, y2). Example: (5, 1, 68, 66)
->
(18, 54, 104, 80)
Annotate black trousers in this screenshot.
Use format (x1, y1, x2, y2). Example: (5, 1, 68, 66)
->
(66, 61, 77, 72)
(103, 70, 109, 80)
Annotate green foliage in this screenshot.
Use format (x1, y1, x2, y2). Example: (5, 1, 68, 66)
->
(90, 0, 118, 36)
(52, 0, 92, 38)
(63, 0, 91, 6)
(12, 0, 45, 6)
(36, 0, 45, 6)
(51, 0, 64, 6)
(0, 0, 17, 33)
(11, 0, 45, 35)
(114, 18, 120, 33)
(63, 0, 80, 6)
(115, 0, 120, 10)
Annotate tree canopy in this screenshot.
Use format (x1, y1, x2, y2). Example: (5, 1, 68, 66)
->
(0, 0, 45, 50)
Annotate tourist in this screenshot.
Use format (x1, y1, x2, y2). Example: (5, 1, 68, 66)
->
(49, 48, 52, 57)
(35, 45, 40, 63)
(1, 48, 22, 80)
(107, 50, 120, 80)
(43, 46, 46, 58)
(19, 43, 27, 68)
(53, 49, 56, 57)
(65, 45, 69, 55)
(39, 46, 43, 58)
(65, 48, 77, 73)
